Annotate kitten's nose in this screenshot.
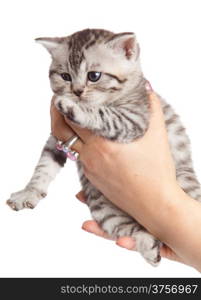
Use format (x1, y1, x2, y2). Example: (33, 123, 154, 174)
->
(73, 89, 83, 97)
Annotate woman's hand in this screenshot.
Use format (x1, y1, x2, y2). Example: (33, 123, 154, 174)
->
(51, 96, 74, 141)
(51, 90, 201, 271)
(62, 92, 180, 238)
(50, 96, 83, 150)
(50, 91, 184, 264)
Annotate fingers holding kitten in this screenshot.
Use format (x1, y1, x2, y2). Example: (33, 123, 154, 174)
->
(82, 220, 113, 240)
(51, 97, 84, 153)
(81, 218, 179, 262)
(82, 219, 136, 247)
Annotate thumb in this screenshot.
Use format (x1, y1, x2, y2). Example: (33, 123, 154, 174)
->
(146, 92, 167, 136)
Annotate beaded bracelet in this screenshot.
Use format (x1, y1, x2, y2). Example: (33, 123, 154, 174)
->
(56, 140, 79, 161)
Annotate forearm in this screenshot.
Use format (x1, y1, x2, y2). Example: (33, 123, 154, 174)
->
(58, 90, 201, 270)
(125, 184, 201, 271)
(160, 190, 201, 271)
(98, 172, 201, 270)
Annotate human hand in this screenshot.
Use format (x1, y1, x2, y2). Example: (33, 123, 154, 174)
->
(63, 91, 181, 238)
(50, 96, 74, 141)
(51, 89, 182, 255)
(50, 95, 83, 149)
(51, 89, 201, 271)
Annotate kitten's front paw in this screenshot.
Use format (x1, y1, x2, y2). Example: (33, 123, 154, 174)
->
(7, 188, 45, 211)
(55, 97, 84, 124)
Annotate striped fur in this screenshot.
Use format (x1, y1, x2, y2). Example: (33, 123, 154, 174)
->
(7, 29, 201, 267)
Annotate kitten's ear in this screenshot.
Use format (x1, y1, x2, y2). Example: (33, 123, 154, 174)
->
(35, 37, 64, 55)
(106, 32, 140, 60)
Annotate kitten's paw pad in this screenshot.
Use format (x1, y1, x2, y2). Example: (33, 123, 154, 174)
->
(135, 232, 161, 267)
(7, 189, 44, 211)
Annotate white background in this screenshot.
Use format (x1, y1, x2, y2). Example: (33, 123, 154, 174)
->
(0, 0, 201, 277)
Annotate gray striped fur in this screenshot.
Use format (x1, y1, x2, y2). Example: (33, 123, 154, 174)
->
(7, 29, 201, 267)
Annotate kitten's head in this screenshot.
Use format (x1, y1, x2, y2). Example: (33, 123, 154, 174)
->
(36, 29, 141, 105)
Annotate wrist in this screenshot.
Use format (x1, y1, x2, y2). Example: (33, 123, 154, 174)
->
(148, 183, 185, 239)
(127, 181, 184, 239)
(155, 187, 201, 271)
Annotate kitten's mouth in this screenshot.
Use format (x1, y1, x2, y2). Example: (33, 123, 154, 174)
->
(77, 95, 88, 102)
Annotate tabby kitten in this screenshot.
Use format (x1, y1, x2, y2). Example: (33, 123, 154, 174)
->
(7, 29, 201, 266)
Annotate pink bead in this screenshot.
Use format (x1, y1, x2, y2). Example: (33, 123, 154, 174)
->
(67, 151, 77, 161)
(56, 144, 63, 151)
(62, 145, 69, 153)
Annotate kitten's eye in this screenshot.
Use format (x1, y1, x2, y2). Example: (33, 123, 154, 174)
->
(88, 71, 101, 82)
(61, 73, 72, 81)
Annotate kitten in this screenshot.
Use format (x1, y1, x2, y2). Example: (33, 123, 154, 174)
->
(7, 29, 201, 266)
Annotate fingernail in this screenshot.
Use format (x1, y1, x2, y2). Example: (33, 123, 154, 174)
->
(81, 225, 86, 231)
(76, 193, 86, 203)
(116, 241, 126, 249)
(76, 193, 82, 201)
(116, 239, 136, 250)
(81, 225, 91, 233)
(145, 80, 154, 93)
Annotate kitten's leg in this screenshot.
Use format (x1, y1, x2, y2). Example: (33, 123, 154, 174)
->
(87, 190, 161, 266)
(7, 135, 66, 210)
(176, 167, 201, 201)
(55, 97, 148, 141)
